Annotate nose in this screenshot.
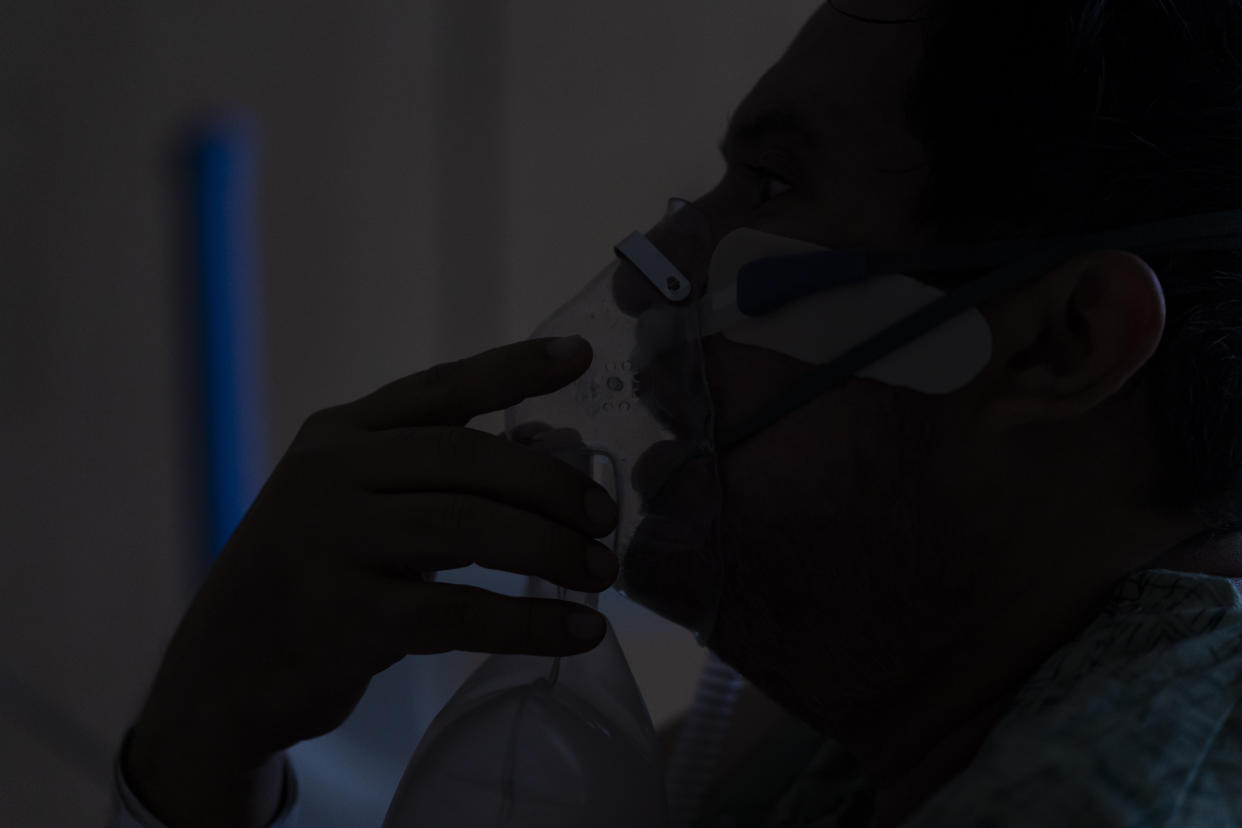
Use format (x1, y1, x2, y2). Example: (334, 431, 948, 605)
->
(612, 181, 761, 317)
(646, 198, 716, 298)
(649, 188, 760, 295)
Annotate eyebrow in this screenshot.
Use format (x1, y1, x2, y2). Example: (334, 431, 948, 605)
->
(716, 105, 824, 160)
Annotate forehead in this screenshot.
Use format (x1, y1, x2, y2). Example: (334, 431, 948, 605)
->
(730, 2, 927, 160)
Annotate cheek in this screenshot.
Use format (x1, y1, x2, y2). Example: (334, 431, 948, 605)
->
(702, 334, 811, 437)
(704, 331, 899, 449)
(706, 332, 901, 520)
(703, 337, 816, 520)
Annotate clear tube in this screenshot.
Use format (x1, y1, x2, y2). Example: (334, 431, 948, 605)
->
(665, 653, 744, 827)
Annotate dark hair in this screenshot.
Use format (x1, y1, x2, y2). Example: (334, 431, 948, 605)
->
(900, 0, 1242, 532)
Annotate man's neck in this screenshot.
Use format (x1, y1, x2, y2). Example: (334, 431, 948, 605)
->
(862, 689, 1018, 828)
(1149, 528, 1242, 578)
(837, 578, 1117, 828)
(830, 515, 1221, 826)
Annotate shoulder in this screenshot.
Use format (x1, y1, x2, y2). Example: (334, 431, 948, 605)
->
(906, 569, 1242, 827)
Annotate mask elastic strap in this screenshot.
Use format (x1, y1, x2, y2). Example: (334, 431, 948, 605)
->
(716, 209, 1242, 453)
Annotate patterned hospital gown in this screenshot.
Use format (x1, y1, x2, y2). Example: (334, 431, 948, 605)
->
(696, 568, 1242, 827)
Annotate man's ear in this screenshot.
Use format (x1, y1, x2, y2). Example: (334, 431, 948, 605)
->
(977, 249, 1166, 430)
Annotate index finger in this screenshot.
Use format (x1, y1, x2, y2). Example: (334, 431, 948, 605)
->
(344, 337, 592, 432)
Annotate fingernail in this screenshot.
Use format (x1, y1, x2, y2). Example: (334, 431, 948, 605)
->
(545, 335, 588, 361)
(566, 611, 605, 641)
(585, 543, 618, 579)
(583, 487, 619, 530)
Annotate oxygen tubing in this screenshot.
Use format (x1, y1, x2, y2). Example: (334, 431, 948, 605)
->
(664, 651, 744, 828)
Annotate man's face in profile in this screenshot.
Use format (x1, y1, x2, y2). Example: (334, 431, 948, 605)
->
(675, 3, 982, 726)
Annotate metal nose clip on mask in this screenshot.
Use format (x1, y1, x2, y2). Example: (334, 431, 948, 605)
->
(505, 198, 726, 645)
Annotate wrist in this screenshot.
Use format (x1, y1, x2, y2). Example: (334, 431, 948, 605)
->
(125, 717, 286, 828)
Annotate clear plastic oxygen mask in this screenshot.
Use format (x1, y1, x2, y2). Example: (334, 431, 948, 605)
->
(504, 197, 727, 644)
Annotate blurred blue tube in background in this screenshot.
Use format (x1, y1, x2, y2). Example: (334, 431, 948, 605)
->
(189, 117, 269, 565)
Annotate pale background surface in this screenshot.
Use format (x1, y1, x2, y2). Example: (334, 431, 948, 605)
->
(0, 2, 821, 825)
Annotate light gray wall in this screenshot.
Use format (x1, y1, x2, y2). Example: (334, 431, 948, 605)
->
(0, 2, 820, 825)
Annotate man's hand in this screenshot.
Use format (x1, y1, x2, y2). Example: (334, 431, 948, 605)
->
(125, 337, 620, 828)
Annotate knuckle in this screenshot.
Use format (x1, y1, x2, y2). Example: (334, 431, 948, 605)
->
(452, 592, 486, 639)
(543, 520, 576, 567)
(521, 600, 538, 651)
(279, 444, 321, 481)
(398, 587, 432, 635)
(440, 492, 472, 537)
(278, 442, 359, 501)
(544, 522, 563, 568)
(282, 442, 335, 481)
(300, 406, 342, 437)
(422, 361, 460, 401)
(435, 425, 480, 467)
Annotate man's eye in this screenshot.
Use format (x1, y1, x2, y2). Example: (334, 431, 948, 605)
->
(743, 164, 796, 203)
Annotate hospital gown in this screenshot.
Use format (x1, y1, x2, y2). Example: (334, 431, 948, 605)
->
(110, 568, 1242, 827)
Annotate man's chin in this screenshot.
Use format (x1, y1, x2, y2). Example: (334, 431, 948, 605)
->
(617, 516, 721, 637)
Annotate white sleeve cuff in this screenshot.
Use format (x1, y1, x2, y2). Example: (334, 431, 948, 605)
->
(106, 726, 300, 828)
